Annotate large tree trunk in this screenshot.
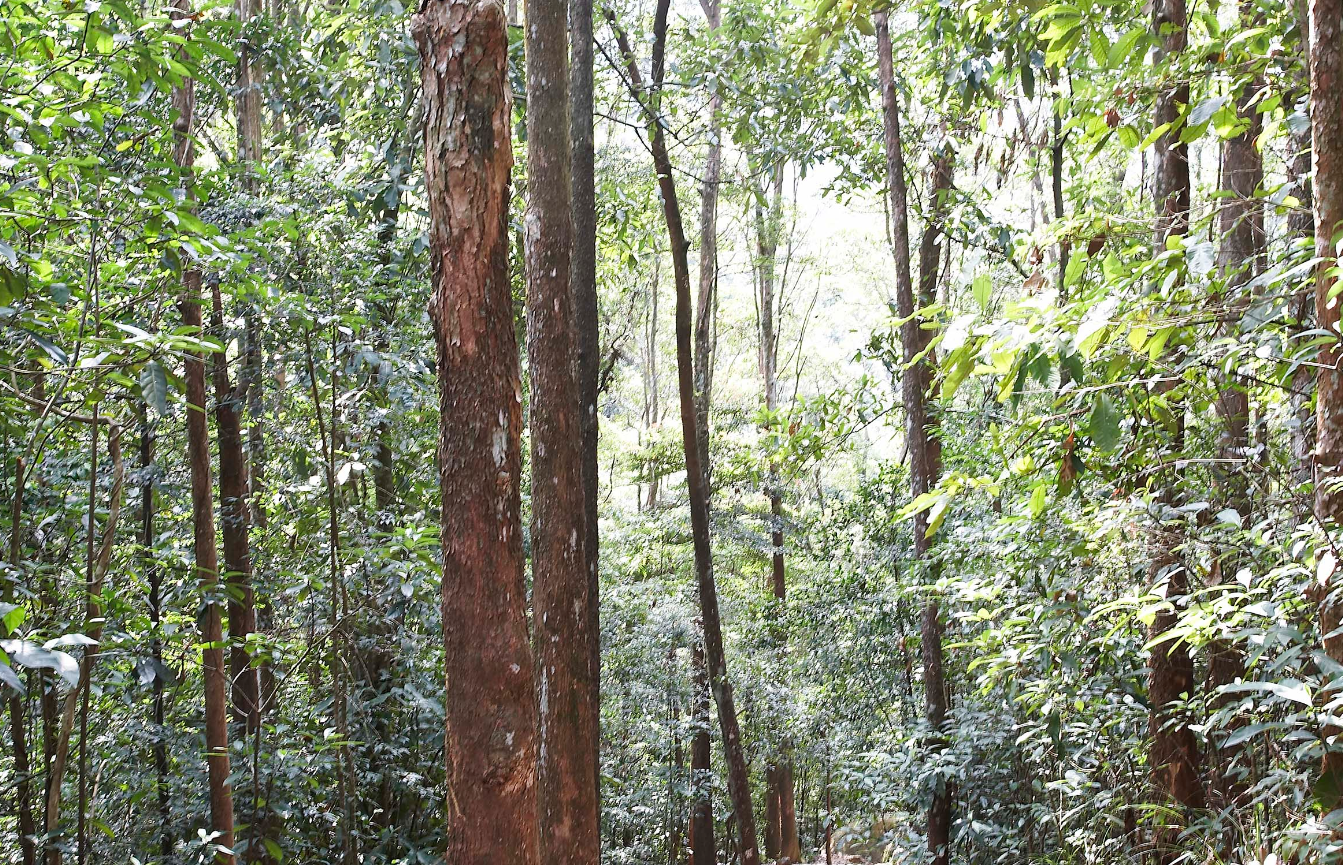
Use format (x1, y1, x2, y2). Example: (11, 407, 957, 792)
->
(1148, 1, 1205, 858)
(412, 3, 541, 863)
(875, 14, 950, 865)
(208, 279, 260, 735)
(569, 0, 602, 794)
(173, 5, 237, 857)
(1311, 0, 1343, 788)
(606, 8, 760, 862)
(524, 0, 601, 862)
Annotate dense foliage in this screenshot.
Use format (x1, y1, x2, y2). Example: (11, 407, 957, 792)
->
(2, 0, 1339, 862)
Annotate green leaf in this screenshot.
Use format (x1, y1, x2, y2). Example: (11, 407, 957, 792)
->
(1088, 393, 1122, 452)
(140, 361, 168, 416)
(263, 839, 284, 863)
(1028, 484, 1047, 518)
(972, 274, 992, 310)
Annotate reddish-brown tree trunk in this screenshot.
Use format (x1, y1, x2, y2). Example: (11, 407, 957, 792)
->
(1311, 0, 1343, 787)
(606, 8, 760, 862)
(876, 14, 951, 865)
(208, 279, 260, 734)
(524, 0, 600, 860)
(412, 2, 541, 862)
(173, 5, 236, 857)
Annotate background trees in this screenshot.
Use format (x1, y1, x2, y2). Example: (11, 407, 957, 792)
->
(2, 0, 1342, 862)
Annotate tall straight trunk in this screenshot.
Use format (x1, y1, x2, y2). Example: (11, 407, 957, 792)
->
(694, 0, 722, 491)
(412, 3, 541, 863)
(1148, 1, 1204, 857)
(607, 9, 760, 862)
(524, 0, 600, 862)
(138, 403, 172, 860)
(208, 279, 260, 733)
(1051, 109, 1069, 295)
(1208, 5, 1264, 813)
(7, 455, 36, 864)
(172, 5, 237, 857)
(44, 423, 124, 865)
(754, 169, 799, 865)
(875, 15, 950, 865)
(569, 0, 602, 792)
(1291, 120, 1316, 489)
(1311, 0, 1343, 788)
(237, 0, 266, 530)
(688, 638, 714, 865)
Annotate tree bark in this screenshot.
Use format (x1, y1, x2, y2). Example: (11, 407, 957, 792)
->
(694, 0, 722, 493)
(754, 169, 800, 865)
(569, 0, 602, 798)
(1147, 2, 1205, 858)
(688, 638, 714, 865)
(524, 0, 601, 862)
(876, 14, 950, 865)
(605, 9, 760, 862)
(1311, 0, 1343, 788)
(173, 5, 237, 857)
(412, 2, 541, 863)
(209, 279, 260, 735)
(44, 424, 123, 865)
(1207, 3, 1263, 815)
(138, 402, 173, 861)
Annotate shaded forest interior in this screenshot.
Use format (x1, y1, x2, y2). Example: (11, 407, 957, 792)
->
(4, 0, 1343, 862)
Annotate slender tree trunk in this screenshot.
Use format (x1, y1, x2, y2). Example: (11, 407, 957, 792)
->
(170, 6, 236, 857)
(607, 8, 760, 861)
(694, 0, 722, 492)
(1147, 1, 1205, 857)
(139, 402, 173, 860)
(208, 279, 260, 735)
(181, 287, 238, 865)
(524, 0, 600, 861)
(1311, 0, 1343, 788)
(1207, 6, 1263, 815)
(7, 451, 36, 863)
(689, 639, 714, 865)
(412, 3, 541, 862)
(875, 15, 950, 865)
(44, 424, 123, 865)
(754, 169, 800, 864)
(569, 0, 602, 800)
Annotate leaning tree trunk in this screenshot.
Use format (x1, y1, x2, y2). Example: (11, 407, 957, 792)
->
(523, 0, 601, 862)
(606, 6, 759, 862)
(1311, 0, 1343, 788)
(173, 3, 237, 858)
(412, 2, 541, 862)
(876, 14, 951, 865)
(1148, 1, 1205, 859)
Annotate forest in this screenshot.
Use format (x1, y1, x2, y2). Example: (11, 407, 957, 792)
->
(1, 0, 1340, 860)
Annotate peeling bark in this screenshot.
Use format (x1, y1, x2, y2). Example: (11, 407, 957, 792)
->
(412, 1, 541, 861)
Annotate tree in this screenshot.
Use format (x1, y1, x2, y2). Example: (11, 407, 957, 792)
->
(606, 7, 760, 862)
(1311, 0, 1343, 788)
(411, 1, 541, 861)
(875, 13, 951, 865)
(524, 0, 601, 859)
